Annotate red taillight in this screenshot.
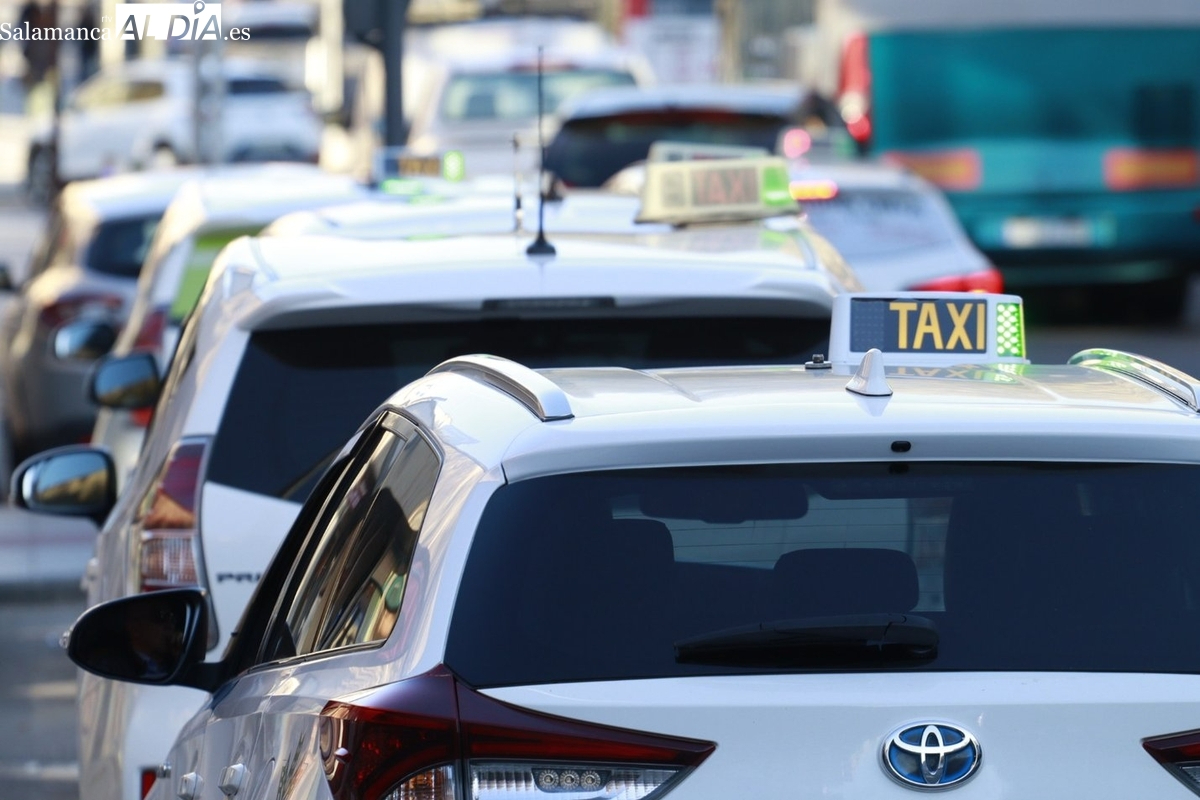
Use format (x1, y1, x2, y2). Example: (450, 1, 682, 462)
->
(838, 31, 871, 146)
(136, 438, 209, 594)
(131, 306, 167, 353)
(911, 268, 1005, 294)
(1145, 729, 1200, 795)
(140, 768, 157, 799)
(322, 666, 715, 800)
(38, 292, 123, 329)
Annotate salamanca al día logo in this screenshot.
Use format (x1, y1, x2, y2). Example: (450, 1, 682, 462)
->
(116, 1, 223, 41)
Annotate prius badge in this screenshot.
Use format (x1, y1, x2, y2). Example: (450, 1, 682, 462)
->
(882, 723, 981, 789)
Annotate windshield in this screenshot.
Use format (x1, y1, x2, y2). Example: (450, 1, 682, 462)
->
(545, 111, 792, 187)
(446, 461, 1200, 686)
(85, 214, 160, 278)
(207, 314, 829, 502)
(439, 69, 636, 123)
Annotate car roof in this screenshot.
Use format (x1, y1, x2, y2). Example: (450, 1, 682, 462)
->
(207, 230, 847, 332)
(59, 169, 201, 220)
(556, 82, 810, 121)
(164, 165, 364, 229)
(384, 353, 1200, 482)
(789, 158, 933, 191)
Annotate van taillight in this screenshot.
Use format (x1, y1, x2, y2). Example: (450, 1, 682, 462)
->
(128, 306, 167, 427)
(322, 667, 715, 800)
(838, 31, 871, 146)
(136, 438, 209, 594)
(1144, 729, 1200, 795)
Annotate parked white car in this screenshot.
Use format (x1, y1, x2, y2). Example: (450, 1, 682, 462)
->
(20, 158, 859, 800)
(26, 58, 323, 199)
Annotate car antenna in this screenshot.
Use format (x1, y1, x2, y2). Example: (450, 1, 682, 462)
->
(512, 132, 523, 232)
(526, 46, 556, 256)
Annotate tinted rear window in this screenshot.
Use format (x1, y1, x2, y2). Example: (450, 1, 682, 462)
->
(207, 315, 828, 501)
(545, 111, 791, 187)
(446, 462, 1200, 686)
(227, 78, 289, 95)
(85, 214, 159, 277)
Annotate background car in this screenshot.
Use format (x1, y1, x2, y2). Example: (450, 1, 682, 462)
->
(42, 291, 1200, 800)
(0, 169, 194, 471)
(26, 57, 323, 200)
(544, 82, 845, 188)
(33, 158, 859, 800)
(84, 163, 365, 484)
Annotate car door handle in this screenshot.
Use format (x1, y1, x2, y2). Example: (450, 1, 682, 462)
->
(177, 772, 203, 800)
(219, 763, 248, 796)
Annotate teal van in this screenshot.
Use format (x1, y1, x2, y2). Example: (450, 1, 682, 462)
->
(809, 0, 1200, 315)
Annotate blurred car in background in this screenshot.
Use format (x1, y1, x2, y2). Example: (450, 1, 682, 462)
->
(31, 157, 858, 800)
(85, 163, 365, 485)
(788, 160, 1003, 292)
(0, 169, 195, 470)
(346, 16, 654, 179)
(544, 82, 845, 188)
(26, 57, 323, 201)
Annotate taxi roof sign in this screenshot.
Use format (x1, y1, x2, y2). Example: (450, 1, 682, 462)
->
(373, 147, 466, 189)
(829, 292, 1028, 367)
(636, 156, 798, 226)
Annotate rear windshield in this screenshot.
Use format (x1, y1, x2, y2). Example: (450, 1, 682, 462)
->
(800, 188, 957, 259)
(440, 69, 636, 123)
(545, 111, 791, 187)
(227, 77, 290, 95)
(871, 28, 1200, 146)
(207, 315, 828, 501)
(85, 214, 159, 277)
(446, 462, 1200, 686)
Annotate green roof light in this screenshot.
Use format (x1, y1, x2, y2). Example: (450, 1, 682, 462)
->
(996, 302, 1025, 358)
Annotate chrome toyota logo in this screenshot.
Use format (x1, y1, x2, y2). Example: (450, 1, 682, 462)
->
(882, 723, 980, 789)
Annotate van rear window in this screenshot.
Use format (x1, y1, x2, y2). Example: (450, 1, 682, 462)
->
(207, 314, 828, 501)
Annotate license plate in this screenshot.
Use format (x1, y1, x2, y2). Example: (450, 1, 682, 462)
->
(1002, 217, 1095, 248)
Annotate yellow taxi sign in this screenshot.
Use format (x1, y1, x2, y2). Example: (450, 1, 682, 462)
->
(636, 156, 799, 226)
(829, 292, 1028, 367)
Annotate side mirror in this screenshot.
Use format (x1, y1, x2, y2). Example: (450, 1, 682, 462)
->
(88, 352, 161, 409)
(0, 262, 14, 292)
(53, 319, 118, 361)
(10, 445, 116, 525)
(66, 589, 209, 687)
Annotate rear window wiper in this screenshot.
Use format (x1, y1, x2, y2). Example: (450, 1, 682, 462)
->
(674, 613, 938, 668)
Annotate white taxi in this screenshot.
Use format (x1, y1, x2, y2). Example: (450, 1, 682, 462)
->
(13, 158, 858, 800)
(44, 289, 1200, 800)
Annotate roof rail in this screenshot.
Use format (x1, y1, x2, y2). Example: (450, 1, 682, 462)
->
(427, 354, 574, 421)
(1068, 348, 1200, 412)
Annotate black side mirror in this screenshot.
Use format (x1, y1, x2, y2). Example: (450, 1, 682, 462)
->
(10, 445, 117, 525)
(53, 319, 118, 361)
(88, 351, 161, 409)
(0, 262, 14, 292)
(66, 589, 209, 687)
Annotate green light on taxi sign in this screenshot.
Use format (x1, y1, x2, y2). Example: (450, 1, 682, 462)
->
(442, 150, 466, 182)
(995, 302, 1025, 358)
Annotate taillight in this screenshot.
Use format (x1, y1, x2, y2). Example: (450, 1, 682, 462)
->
(322, 667, 715, 800)
(131, 306, 167, 353)
(1104, 148, 1200, 191)
(881, 149, 982, 192)
(140, 768, 157, 799)
(1144, 729, 1200, 795)
(135, 438, 209, 594)
(838, 31, 871, 146)
(910, 267, 1005, 294)
(38, 292, 123, 329)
